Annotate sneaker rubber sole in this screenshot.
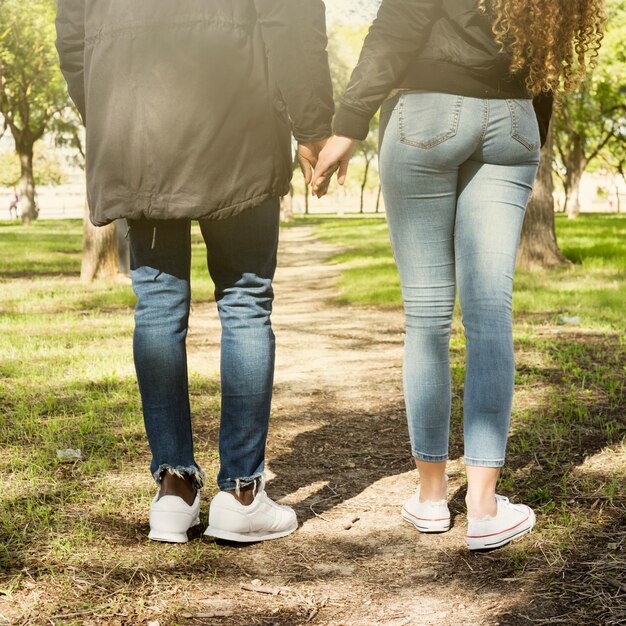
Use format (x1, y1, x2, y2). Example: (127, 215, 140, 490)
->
(467, 508, 536, 550)
(148, 516, 200, 544)
(203, 520, 298, 543)
(401, 507, 451, 533)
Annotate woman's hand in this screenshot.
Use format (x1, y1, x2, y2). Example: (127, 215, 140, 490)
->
(311, 135, 358, 198)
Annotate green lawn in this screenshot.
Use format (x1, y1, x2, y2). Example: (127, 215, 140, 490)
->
(308, 212, 626, 621)
(309, 213, 626, 330)
(0, 216, 624, 624)
(0, 220, 223, 620)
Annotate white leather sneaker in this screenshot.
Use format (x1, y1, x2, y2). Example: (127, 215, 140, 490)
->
(148, 492, 201, 543)
(402, 485, 451, 533)
(204, 479, 297, 543)
(467, 495, 535, 550)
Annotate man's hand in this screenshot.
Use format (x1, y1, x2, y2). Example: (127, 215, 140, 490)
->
(297, 139, 329, 186)
(311, 135, 357, 198)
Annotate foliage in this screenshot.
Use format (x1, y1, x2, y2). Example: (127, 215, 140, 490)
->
(0, 148, 68, 187)
(326, 0, 380, 24)
(292, 24, 378, 204)
(553, 0, 626, 213)
(0, 0, 70, 146)
(0, 0, 78, 220)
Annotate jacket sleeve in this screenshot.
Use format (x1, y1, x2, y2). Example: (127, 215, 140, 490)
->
(334, 0, 440, 140)
(55, 0, 87, 125)
(253, 0, 334, 143)
(533, 93, 554, 148)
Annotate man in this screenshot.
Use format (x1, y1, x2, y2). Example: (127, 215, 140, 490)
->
(56, 0, 334, 543)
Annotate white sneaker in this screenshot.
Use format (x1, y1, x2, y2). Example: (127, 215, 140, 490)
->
(402, 485, 451, 533)
(148, 492, 201, 543)
(467, 495, 536, 551)
(204, 479, 297, 543)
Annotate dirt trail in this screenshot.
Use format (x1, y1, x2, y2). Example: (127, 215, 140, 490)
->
(181, 225, 534, 626)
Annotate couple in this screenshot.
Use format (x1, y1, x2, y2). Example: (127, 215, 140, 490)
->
(56, 0, 604, 551)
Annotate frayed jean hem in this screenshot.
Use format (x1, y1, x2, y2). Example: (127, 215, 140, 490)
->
(464, 456, 506, 468)
(153, 464, 205, 490)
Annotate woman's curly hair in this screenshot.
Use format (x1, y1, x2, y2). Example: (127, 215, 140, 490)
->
(478, 0, 607, 94)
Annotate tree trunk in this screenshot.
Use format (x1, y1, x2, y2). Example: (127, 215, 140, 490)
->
(18, 147, 38, 225)
(304, 183, 309, 215)
(564, 135, 585, 219)
(517, 130, 570, 270)
(360, 158, 371, 214)
(375, 184, 382, 213)
(81, 201, 120, 281)
(280, 186, 294, 222)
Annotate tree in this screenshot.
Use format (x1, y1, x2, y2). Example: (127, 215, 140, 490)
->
(517, 128, 570, 270)
(0, 0, 76, 224)
(357, 123, 378, 213)
(280, 185, 295, 222)
(599, 139, 626, 212)
(327, 23, 381, 212)
(553, 0, 626, 218)
(80, 203, 121, 282)
(0, 147, 68, 187)
(62, 124, 121, 282)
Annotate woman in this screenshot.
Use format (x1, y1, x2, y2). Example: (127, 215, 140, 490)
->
(313, 0, 605, 550)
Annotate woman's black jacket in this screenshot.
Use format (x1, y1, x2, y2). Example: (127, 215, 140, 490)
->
(334, 0, 553, 146)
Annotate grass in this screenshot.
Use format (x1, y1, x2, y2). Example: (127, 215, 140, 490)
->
(0, 215, 624, 625)
(308, 213, 626, 330)
(306, 212, 626, 622)
(0, 220, 223, 623)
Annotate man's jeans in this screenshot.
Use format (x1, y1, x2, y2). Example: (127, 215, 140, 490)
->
(379, 92, 540, 467)
(128, 198, 280, 491)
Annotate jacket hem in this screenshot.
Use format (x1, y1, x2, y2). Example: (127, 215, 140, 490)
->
(400, 61, 531, 99)
(89, 185, 290, 227)
(292, 124, 333, 143)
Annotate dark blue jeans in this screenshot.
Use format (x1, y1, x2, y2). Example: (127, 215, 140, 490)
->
(129, 198, 280, 491)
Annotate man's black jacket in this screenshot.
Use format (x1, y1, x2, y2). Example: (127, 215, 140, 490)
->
(56, 0, 334, 226)
(334, 0, 553, 145)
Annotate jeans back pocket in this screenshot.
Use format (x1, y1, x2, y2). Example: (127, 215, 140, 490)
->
(507, 99, 540, 151)
(399, 92, 464, 149)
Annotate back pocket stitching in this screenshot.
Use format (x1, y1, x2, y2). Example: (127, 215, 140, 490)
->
(507, 99, 540, 151)
(399, 94, 463, 149)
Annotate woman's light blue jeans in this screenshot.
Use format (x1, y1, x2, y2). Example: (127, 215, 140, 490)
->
(379, 92, 540, 467)
(129, 198, 280, 491)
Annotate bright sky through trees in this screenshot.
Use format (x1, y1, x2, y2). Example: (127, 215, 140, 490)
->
(326, 0, 380, 24)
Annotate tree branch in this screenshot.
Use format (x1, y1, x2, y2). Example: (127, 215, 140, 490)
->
(586, 127, 618, 165)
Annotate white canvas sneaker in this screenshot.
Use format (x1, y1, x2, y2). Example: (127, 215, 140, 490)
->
(402, 484, 451, 533)
(466, 495, 535, 551)
(148, 492, 201, 543)
(204, 479, 297, 543)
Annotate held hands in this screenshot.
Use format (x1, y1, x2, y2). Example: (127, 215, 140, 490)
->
(311, 135, 357, 198)
(296, 139, 329, 186)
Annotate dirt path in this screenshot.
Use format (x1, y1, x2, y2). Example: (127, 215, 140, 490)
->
(176, 225, 540, 626)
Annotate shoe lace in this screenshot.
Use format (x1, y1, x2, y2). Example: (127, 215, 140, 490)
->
(235, 475, 266, 500)
(254, 475, 266, 498)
